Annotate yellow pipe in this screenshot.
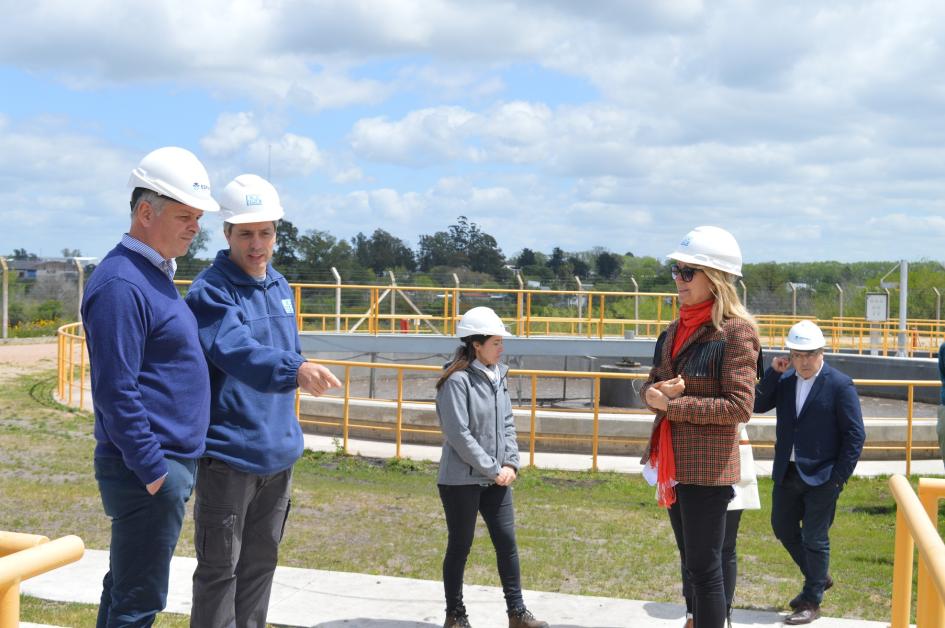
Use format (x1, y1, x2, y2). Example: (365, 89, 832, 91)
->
(907, 385, 914, 477)
(342, 366, 351, 453)
(529, 375, 537, 467)
(395, 369, 404, 459)
(890, 500, 915, 628)
(889, 475, 945, 624)
(592, 377, 601, 472)
(918, 478, 945, 627)
(0, 534, 84, 628)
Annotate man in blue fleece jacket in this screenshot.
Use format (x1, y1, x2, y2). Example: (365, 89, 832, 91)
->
(82, 146, 220, 627)
(185, 174, 340, 628)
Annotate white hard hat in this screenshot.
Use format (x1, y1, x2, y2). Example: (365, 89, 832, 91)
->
(218, 174, 285, 224)
(128, 147, 219, 213)
(785, 320, 825, 351)
(456, 307, 511, 338)
(667, 226, 743, 277)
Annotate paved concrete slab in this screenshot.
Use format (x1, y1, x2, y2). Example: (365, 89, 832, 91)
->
(22, 549, 887, 627)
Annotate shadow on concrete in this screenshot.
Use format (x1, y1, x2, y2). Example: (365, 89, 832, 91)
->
(299, 620, 441, 628)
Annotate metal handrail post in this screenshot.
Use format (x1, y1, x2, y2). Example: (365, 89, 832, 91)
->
(525, 293, 532, 338)
(598, 294, 605, 339)
(890, 475, 945, 627)
(342, 366, 351, 453)
(389, 271, 397, 333)
(907, 384, 914, 476)
(331, 267, 342, 332)
(294, 285, 303, 331)
(529, 375, 537, 467)
(0, 534, 84, 628)
(591, 377, 601, 471)
(890, 490, 915, 628)
(630, 276, 639, 336)
(515, 272, 524, 336)
(395, 369, 404, 459)
(917, 478, 945, 626)
(0, 257, 7, 339)
(575, 276, 584, 335)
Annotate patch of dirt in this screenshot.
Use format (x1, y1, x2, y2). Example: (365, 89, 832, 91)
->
(0, 341, 58, 382)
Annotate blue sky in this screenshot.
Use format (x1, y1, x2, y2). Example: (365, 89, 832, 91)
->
(3, 0, 945, 268)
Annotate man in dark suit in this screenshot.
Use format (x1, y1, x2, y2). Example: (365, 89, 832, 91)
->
(754, 320, 865, 625)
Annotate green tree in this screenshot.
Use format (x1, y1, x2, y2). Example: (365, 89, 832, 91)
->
(596, 252, 622, 279)
(353, 229, 416, 273)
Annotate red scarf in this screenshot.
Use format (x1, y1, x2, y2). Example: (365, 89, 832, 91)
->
(653, 298, 715, 507)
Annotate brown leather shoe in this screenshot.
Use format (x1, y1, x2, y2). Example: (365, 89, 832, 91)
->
(444, 604, 472, 628)
(785, 601, 821, 625)
(508, 607, 549, 628)
(789, 575, 834, 609)
(683, 615, 694, 628)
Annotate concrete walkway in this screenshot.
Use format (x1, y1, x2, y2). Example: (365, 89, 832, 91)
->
(23, 549, 886, 628)
(20, 434, 919, 627)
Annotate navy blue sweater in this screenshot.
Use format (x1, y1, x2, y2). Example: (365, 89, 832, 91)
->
(185, 250, 305, 475)
(82, 244, 210, 484)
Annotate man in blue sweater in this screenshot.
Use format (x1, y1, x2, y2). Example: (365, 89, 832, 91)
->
(185, 174, 341, 627)
(82, 146, 220, 627)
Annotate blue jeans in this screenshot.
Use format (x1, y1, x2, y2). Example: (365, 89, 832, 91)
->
(95, 456, 196, 628)
(771, 462, 841, 605)
(438, 483, 523, 613)
(668, 483, 734, 628)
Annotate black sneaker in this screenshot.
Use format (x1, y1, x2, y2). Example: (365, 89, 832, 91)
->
(444, 604, 471, 628)
(508, 607, 549, 628)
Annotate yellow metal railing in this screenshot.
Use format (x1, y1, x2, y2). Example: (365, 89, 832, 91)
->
(59, 322, 944, 472)
(890, 475, 945, 628)
(0, 531, 85, 627)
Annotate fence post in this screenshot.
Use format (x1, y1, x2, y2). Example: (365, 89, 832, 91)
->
(630, 275, 639, 337)
(331, 267, 342, 332)
(575, 276, 584, 335)
(835, 283, 844, 319)
(0, 257, 7, 339)
(389, 270, 397, 333)
(515, 271, 524, 336)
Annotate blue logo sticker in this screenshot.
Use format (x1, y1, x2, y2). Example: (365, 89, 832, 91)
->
(246, 194, 263, 206)
(282, 299, 294, 314)
(192, 182, 210, 191)
(680, 236, 691, 247)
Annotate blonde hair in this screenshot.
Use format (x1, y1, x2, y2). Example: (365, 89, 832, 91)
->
(699, 266, 757, 332)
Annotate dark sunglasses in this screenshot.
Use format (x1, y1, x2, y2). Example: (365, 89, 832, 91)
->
(671, 264, 702, 283)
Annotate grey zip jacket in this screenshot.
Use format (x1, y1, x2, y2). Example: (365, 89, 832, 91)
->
(436, 362, 520, 485)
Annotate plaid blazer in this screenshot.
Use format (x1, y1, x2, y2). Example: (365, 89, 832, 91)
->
(640, 316, 760, 486)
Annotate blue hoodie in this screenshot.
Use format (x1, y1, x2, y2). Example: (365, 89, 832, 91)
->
(185, 250, 305, 475)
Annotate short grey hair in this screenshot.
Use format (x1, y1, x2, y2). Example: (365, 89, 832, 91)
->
(130, 188, 168, 219)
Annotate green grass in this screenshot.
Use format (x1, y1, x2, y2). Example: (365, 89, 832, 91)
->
(0, 369, 916, 625)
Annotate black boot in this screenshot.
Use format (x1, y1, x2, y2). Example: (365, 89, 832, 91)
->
(444, 603, 471, 628)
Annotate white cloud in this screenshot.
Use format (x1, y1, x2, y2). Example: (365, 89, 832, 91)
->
(201, 112, 259, 156)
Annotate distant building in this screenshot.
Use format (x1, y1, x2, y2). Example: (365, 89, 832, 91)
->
(9, 258, 78, 281)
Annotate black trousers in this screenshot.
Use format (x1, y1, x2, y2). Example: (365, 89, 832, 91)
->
(771, 462, 840, 605)
(438, 483, 523, 612)
(682, 509, 743, 613)
(668, 483, 734, 628)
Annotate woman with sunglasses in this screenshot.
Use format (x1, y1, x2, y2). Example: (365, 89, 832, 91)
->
(640, 226, 761, 628)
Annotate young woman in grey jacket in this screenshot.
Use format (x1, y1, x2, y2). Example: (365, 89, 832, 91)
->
(435, 307, 547, 628)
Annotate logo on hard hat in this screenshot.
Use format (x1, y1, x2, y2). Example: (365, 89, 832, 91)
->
(245, 194, 263, 206)
(192, 182, 210, 191)
(680, 236, 691, 247)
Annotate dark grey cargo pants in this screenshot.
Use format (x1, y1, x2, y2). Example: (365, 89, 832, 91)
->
(190, 457, 292, 628)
